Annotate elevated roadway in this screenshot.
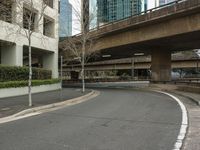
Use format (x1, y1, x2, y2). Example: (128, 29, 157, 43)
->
(60, 0, 200, 82)
(63, 57, 200, 71)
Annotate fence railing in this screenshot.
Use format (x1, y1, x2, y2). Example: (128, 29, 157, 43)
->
(92, 0, 200, 36)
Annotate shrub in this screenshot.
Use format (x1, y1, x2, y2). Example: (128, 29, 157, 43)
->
(0, 65, 52, 82)
(0, 79, 60, 89)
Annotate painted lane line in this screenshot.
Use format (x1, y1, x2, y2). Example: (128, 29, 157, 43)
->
(155, 91, 188, 150)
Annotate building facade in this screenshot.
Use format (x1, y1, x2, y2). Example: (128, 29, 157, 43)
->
(159, 0, 175, 6)
(0, 0, 59, 78)
(97, 0, 147, 24)
(59, 0, 72, 37)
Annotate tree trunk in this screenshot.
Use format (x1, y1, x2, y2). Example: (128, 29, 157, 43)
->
(28, 38, 32, 107)
(81, 50, 85, 93)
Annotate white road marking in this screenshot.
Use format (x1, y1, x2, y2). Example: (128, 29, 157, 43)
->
(155, 91, 188, 150)
(0, 112, 41, 124)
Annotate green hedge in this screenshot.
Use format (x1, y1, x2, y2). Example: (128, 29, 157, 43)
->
(0, 79, 60, 89)
(0, 65, 52, 82)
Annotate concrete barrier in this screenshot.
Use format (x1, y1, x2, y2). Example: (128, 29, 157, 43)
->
(64, 81, 150, 89)
(0, 83, 61, 99)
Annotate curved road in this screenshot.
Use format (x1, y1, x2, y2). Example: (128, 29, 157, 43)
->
(0, 89, 182, 150)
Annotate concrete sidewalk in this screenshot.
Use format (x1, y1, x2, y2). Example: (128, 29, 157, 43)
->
(149, 84, 200, 106)
(0, 88, 90, 118)
(172, 91, 200, 105)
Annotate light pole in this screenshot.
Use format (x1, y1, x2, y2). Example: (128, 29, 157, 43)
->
(60, 56, 63, 89)
(131, 57, 135, 80)
(59, 56, 63, 101)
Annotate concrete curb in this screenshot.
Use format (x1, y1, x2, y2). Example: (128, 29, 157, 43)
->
(147, 84, 200, 106)
(169, 91, 200, 106)
(0, 90, 100, 124)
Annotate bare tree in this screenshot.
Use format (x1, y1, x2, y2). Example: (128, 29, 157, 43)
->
(60, 0, 99, 93)
(1, 0, 48, 106)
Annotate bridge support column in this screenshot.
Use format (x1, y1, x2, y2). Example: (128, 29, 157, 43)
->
(151, 49, 171, 82)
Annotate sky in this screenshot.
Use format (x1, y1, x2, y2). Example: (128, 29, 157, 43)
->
(69, 0, 159, 35)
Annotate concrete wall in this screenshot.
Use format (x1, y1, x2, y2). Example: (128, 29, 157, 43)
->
(0, 83, 61, 99)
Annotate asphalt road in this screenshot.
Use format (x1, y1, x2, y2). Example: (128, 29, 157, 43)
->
(0, 89, 182, 150)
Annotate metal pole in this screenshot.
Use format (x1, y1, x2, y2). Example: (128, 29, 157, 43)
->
(197, 56, 199, 72)
(59, 56, 63, 101)
(60, 56, 63, 89)
(131, 57, 135, 80)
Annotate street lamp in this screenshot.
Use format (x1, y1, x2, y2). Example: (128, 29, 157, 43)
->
(134, 53, 144, 56)
(102, 54, 111, 58)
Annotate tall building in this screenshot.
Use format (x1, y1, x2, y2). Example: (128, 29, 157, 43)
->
(59, 0, 72, 37)
(159, 0, 174, 6)
(0, 0, 59, 78)
(97, 0, 147, 24)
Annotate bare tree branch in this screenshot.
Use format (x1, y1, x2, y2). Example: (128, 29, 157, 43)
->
(60, 0, 99, 92)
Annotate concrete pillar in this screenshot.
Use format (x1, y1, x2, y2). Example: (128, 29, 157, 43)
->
(43, 52, 58, 78)
(1, 44, 23, 66)
(151, 49, 171, 82)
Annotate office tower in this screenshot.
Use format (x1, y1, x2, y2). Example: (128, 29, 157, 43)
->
(97, 0, 147, 24)
(60, 0, 72, 37)
(159, 0, 174, 6)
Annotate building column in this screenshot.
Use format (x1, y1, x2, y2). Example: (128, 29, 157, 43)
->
(151, 49, 171, 82)
(1, 44, 23, 66)
(43, 52, 58, 78)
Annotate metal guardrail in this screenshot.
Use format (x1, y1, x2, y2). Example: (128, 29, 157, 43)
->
(70, 0, 200, 38)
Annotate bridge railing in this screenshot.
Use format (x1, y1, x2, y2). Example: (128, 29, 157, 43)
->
(91, 0, 200, 36)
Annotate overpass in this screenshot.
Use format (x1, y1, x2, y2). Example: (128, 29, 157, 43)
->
(63, 57, 200, 71)
(60, 0, 200, 82)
